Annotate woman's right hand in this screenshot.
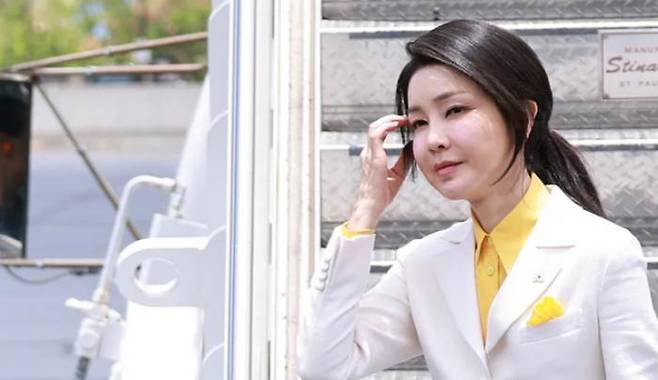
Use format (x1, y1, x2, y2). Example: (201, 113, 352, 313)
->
(348, 115, 412, 230)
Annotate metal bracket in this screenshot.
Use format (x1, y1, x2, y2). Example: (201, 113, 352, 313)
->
(114, 227, 228, 379)
(114, 228, 226, 308)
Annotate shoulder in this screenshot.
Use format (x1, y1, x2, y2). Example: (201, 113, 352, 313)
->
(574, 206, 642, 260)
(578, 208, 634, 241)
(549, 188, 643, 264)
(395, 219, 472, 263)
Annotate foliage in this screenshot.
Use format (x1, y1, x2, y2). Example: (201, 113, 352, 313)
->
(0, 0, 209, 70)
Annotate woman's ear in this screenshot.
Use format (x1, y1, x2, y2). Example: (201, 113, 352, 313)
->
(526, 100, 538, 138)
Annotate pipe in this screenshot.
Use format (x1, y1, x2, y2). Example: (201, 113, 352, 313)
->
(8, 32, 207, 72)
(30, 63, 206, 77)
(93, 175, 177, 304)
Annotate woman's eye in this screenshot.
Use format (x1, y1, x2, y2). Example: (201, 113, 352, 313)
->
(411, 120, 427, 129)
(445, 106, 465, 117)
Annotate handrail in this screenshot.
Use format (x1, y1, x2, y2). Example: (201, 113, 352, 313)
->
(0, 258, 103, 268)
(321, 18, 658, 37)
(30, 63, 206, 77)
(320, 138, 658, 155)
(648, 257, 658, 271)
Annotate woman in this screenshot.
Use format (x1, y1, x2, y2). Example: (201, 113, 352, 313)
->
(298, 20, 658, 379)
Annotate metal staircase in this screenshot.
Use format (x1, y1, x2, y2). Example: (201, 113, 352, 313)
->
(322, 0, 658, 21)
(318, 1, 658, 377)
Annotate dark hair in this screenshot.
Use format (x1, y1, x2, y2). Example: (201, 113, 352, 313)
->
(395, 19, 605, 217)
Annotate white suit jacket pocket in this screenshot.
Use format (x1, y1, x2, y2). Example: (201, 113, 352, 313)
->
(519, 309, 584, 344)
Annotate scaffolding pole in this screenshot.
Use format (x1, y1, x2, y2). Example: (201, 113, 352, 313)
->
(7, 32, 207, 72)
(30, 63, 206, 77)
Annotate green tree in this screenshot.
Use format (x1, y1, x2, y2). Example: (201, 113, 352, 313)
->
(0, 0, 209, 70)
(0, 0, 88, 69)
(99, 0, 209, 64)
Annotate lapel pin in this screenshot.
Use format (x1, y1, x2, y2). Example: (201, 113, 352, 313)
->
(533, 274, 544, 284)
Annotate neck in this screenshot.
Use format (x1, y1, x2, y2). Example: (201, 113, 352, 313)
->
(471, 162, 531, 233)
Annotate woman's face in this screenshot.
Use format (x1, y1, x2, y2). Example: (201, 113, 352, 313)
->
(407, 64, 522, 204)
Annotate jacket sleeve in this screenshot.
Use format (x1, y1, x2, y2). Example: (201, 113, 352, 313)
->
(297, 227, 422, 380)
(599, 230, 658, 379)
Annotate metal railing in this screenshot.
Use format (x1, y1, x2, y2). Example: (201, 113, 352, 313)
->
(321, 139, 658, 156)
(321, 18, 658, 38)
(6, 32, 207, 72)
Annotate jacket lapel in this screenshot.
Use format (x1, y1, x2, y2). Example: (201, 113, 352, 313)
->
(485, 186, 580, 352)
(432, 219, 488, 368)
(427, 186, 582, 362)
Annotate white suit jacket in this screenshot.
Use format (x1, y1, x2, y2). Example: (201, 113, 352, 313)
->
(298, 186, 658, 379)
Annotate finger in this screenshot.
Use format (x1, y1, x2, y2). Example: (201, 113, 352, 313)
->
(368, 119, 408, 149)
(370, 117, 407, 133)
(363, 116, 408, 170)
(369, 114, 407, 128)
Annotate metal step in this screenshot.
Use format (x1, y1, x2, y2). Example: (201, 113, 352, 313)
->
(323, 102, 658, 133)
(321, 145, 658, 246)
(321, 30, 658, 133)
(324, 217, 658, 252)
(322, 0, 658, 21)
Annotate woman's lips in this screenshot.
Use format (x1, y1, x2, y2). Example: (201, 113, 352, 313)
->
(433, 162, 461, 176)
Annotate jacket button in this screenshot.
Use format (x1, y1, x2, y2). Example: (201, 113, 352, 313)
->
(313, 281, 325, 291)
(320, 260, 330, 271)
(486, 266, 495, 276)
(317, 271, 328, 281)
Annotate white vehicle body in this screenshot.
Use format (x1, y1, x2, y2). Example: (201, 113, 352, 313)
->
(110, 1, 319, 379)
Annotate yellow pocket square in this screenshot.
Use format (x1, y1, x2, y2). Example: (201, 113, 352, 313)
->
(527, 296, 564, 327)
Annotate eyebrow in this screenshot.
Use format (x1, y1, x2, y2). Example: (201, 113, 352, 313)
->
(407, 90, 467, 114)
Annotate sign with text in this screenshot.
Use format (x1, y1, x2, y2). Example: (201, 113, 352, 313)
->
(601, 29, 658, 99)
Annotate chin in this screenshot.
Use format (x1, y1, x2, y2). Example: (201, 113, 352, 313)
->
(430, 182, 470, 201)
(438, 190, 468, 201)
(421, 166, 474, 201)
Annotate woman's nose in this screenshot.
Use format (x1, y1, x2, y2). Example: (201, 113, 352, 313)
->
(426, 123, 450, 151)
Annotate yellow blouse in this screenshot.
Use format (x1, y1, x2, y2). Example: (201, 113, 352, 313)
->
(473, 173, 549, 341)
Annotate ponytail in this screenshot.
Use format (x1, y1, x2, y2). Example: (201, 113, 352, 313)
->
(526, 129, 605, 217)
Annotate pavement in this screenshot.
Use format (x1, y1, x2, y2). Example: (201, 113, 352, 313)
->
(0, 148, 180, 380)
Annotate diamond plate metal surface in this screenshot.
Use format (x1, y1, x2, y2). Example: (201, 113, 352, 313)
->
(322, 218, 658, 251)
(321, 34, 407, 109)
(321, 32, 658, 132)
(321, 148, 658, 220)
(321, 148, 468, 223)
(323, 103, 658, 132)
(586, 151, 658, 220)
(322, 0, 658, 21)
(323, 129, 658, 147)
